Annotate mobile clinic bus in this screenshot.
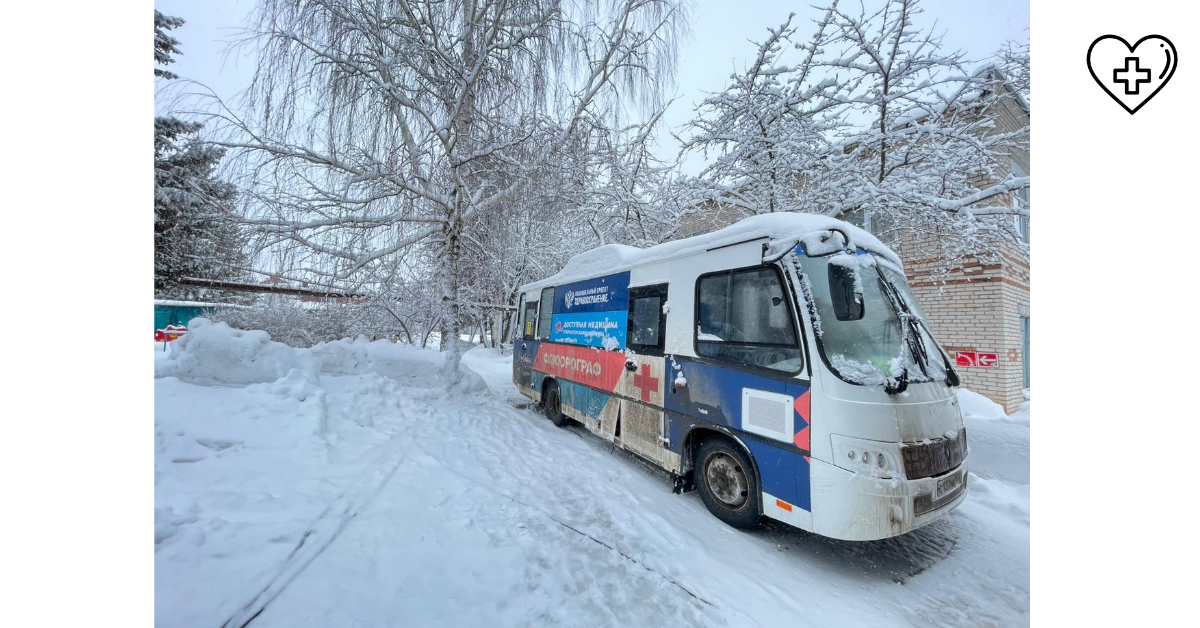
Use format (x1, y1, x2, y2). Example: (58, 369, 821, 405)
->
(512, 213, 968, 541)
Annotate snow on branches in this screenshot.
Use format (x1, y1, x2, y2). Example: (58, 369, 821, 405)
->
(681, 10, 843, 217)
(682, 0, 1030, 275)
(205, 0, 688, 375)
(155, 11, 247, 300)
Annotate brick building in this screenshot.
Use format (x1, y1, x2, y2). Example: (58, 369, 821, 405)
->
(893, 230, 1029, 412)
(888, 67, 1029, 412)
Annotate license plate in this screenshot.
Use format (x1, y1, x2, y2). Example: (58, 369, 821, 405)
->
(934, 471, 963, 500)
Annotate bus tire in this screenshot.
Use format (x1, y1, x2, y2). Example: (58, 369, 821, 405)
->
(543, 380, 570, 428)
(695, 437, 761, 529)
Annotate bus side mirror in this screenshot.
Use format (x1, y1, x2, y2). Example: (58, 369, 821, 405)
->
(829, 262, 864, 321)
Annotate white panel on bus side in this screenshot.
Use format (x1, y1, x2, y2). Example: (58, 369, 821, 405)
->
(740, 389, 795, 443)
(628, 260, 671, 288)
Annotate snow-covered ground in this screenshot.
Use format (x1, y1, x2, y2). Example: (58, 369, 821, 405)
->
(155, 321, 1029, 628)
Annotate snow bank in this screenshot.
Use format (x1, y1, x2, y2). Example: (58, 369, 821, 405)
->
(312, 335, 442, 379)
(155, 318, 320, 386)
(959, 388, 1030, 484)
(957, 389, 1007, 421)
(156, 319, 489, 395)
(315, 337, 488, 393)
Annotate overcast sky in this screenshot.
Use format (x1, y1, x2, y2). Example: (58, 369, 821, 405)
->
(156, 0, 1029, 174)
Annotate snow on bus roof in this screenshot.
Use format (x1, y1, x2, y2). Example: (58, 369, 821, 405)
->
(522, 212, 899, 292)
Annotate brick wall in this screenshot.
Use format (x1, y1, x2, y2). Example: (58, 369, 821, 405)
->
(900, 232, 1029, 413)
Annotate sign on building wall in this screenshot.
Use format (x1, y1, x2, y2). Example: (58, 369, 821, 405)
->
(956, 351, 999, 368)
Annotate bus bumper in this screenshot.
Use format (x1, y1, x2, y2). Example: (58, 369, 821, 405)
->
(805, 457, 969, 541)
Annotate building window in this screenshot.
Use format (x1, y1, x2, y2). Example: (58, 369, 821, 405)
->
(1011, 161, 1030, 244)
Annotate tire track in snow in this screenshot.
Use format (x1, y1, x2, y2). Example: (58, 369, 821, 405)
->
(548, 515, 715, 607)
(216, 428, 419, 628)
(423, 400, 724, 621)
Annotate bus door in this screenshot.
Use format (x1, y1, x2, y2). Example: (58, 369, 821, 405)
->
(617, 283, 675, 469)
(514, 292, 542, 398)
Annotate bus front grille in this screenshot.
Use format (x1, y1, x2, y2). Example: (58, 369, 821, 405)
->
(901, 429, 967, 480)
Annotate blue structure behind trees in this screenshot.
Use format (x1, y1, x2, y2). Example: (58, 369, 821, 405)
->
(154, 300, 228, 332)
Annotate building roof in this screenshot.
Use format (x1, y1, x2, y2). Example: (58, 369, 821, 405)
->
(153, 299, 241, 308)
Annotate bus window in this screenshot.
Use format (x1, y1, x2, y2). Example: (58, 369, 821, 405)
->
(696, 267, 803, 373)
(536, 287, 554, 341)
(520, 295, 538, 340)
(627, 284, 668, 355)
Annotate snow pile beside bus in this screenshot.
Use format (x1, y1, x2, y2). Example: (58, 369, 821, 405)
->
(316, 335, 489, 392)
(155, 318, 320, 386)
(156, 319, 487, 393)
(957, 389, 1007, 421)
(312, 335, 442, 378)
(958, 389, 1030, 484)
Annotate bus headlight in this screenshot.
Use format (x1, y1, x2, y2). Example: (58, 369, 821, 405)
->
(830, 434, 904, 479)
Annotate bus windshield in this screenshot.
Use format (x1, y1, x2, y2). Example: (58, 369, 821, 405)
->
(795, 252, 951, 387)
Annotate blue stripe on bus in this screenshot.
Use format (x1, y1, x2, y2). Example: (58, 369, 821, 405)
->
(552, 272, 630, 314)
(744, 438, 811, 512)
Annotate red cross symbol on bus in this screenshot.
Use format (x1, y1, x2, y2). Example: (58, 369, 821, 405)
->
(1113, 57, 1151, 95)
(632, 363, 659, 402)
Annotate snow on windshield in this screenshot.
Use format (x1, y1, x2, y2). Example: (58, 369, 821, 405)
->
(796, 252, 949, 387)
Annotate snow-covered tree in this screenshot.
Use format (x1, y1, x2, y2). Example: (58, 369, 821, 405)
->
(813, 0, 1030, 272)
(681, 10, 842, 216)
(535, 104, 704, 249)
(154, 11, 186, 80)
(681, 0, 1030, 277)
(154, 11, 246, 299)
(212, 0, 687, 377)
(996, 39, 1030, 104)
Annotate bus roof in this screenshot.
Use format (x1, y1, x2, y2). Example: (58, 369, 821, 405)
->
(521, 212, 900, 292)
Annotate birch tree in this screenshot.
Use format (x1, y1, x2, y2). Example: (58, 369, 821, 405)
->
(214, 0, 686, 377)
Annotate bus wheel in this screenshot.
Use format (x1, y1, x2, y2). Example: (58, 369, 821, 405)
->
(695, 438, 761, 529)
(543, 381, 570, 428)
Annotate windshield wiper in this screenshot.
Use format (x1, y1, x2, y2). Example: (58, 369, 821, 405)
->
(875, 270, 932, 392)
(914, 315, 961, 387)
(876, 269, 960, 388)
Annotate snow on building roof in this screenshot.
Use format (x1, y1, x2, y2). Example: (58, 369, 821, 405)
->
(876, 64, 1028, 131)
(154, 299, 245, 308)
(522, 212, 899, 292)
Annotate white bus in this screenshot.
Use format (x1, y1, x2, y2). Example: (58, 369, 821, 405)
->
(512, 213, 967, 541)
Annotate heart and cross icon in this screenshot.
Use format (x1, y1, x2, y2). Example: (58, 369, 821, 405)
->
(1087, 35, 1177, 114)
